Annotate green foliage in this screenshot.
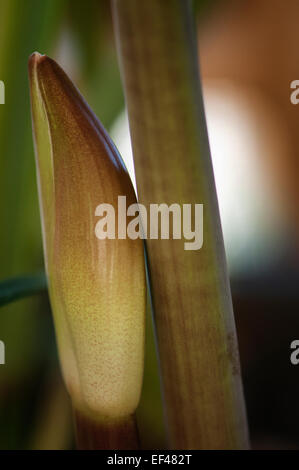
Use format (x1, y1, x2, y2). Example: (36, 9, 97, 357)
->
(0, 0, 66, 449)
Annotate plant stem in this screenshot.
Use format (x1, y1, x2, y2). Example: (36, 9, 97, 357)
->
(74, 410, 140, 450)
(112, 0, 249, 449)
(0, 273, 47, 308)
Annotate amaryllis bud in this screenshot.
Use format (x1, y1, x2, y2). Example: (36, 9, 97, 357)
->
(28, 53, 145, 448)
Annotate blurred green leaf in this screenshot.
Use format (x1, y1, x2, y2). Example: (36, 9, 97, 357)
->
(0, 0, 67, 449)
(0, 0, 66, 370)
(66, 0, 124, 129)
(193, 0, 222, 16)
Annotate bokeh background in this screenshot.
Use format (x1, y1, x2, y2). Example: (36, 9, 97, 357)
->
(0, 0, 298, 449)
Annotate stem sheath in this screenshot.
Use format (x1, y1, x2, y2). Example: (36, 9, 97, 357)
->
(74, 410, 140, 450)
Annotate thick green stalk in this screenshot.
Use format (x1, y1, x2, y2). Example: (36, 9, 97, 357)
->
(112, 0, 249, 449)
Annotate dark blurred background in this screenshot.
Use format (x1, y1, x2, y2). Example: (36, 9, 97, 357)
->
(0, 0, 298, 449)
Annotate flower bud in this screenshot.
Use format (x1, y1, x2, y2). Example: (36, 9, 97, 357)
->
(29, 53, 145, 424)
